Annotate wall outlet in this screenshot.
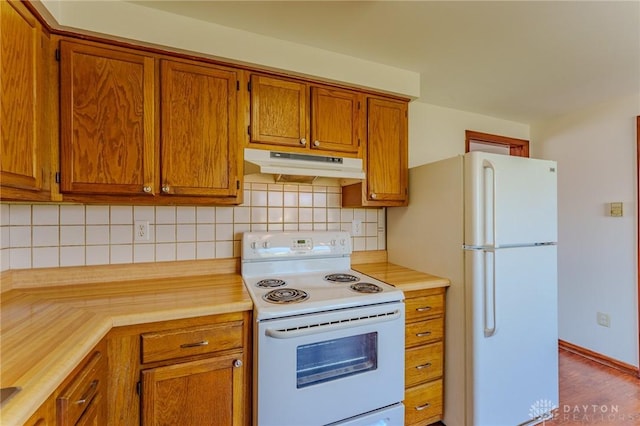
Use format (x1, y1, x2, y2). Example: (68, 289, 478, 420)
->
(351, 219, 363, 236)
(135, 220, 149, 241)
(596, 312, 610, 328)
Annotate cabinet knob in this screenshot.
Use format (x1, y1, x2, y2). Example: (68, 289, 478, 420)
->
(162, 185, 170, 193)
(143, 186, 152, 193)
(233, 359, 243, 368)
(370, 193, 377, 199)
(300, 138, 307, 146)
(313, 140, 320, 147)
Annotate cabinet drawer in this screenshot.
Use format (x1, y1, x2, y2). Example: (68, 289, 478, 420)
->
(405, 294, 444, 321)
(141, 321, 243, 364)
(404, 379, 443, 426)
(405, 316, 444, 347)
(405, 342, 443, 387)
(57, 350, 105, 426)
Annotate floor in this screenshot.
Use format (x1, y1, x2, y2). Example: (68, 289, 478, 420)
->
(432, 348, 640, 425)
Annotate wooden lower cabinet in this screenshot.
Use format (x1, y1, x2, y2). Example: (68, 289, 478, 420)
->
(404, 287, 445, 425)
(23, 394, 55, 426)
(107, 312, 251, 426)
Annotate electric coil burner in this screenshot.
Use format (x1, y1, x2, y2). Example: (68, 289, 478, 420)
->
(241, 231, 405, 426)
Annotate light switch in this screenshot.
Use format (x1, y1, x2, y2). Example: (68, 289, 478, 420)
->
(609, 202, 623, 217)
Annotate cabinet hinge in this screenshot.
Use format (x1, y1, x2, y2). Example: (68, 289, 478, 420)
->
(55, 172, 60, 183)
(247, 81, 251, 92)
(236, 80, 240, 91)
(55, 49, 60, 61)
(136, 381, 141, 396)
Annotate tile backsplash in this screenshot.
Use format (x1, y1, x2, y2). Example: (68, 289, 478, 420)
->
(0, 183, 385, 271)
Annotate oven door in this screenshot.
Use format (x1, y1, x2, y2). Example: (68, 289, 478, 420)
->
(255, 302, 405, 426)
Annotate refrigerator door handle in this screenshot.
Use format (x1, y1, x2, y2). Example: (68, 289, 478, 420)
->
(482, 159, 497, 248)
(484, 250, 497, 337)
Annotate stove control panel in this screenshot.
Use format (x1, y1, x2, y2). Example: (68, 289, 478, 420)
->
(242, 231, 352, 260)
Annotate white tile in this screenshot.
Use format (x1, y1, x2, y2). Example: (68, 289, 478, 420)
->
(177, 242, 196, 260)
(156, 206, 176, 224)
(327, 222, 340, 231)
(86, 205, 109, 225)
(10, 226, 31, 247)
(283, 208, 298, 223)
(155, 243, 176, 261)
(298, 184, 313, 193)
(365, 237, 378, 250)
(60, 246, 85, 267)
(0, 204, 9, 226)
(378, 208, 386, 227)
(196, 224, 215, 241)
(196, 206, 215, 224)
(9, 247, 31, 269)
(33, 246, 59, 268)
(111, 225, 133, 244)
(33, 204, 58, 225)
(267, 223, 283, 232)
(298, 208, 312, 223)
(283, 192, 298, 207)
(251, 207, 267, 223)
(341, 209, 354, 222)
(283, 223, 298, 231)
(366, 208, 378, 222)
(32, 226, 59, 247)
(268, 191, 283, 207)
(365, 222, 377, 237)
(0, 226, 9, 249)
(86, 245, 109, 265)
(298, 223, 313, 231)
(327, 193, 341, 208)
(299, 192, 312, 207)
(136, 224, 156, 244)
(313, 208, 326, 223)
(196, 242, 215, 259)
(177, 206, 196, 223)
(242, 190, 251, 206)
(156, 224, 176, 243)
(353, 237, 366, 251)
(313, 193, 326, 207)
(9, 204, 31, 225)
(216, 207, 233, 223)
(377, 233, 386, 250)
(353, 209, 366, 221)
(251, 190, 267, 207)
(86, 225, 109, 245)
(111, 244, 133, 264)
(268, 207, 283, 223)
(251, 183, 267, 191)
(327, 208, 341, 224)
(177, 224, 196, 242)
(134, 244, 155, 263)
(215, 224, 233, 241)
(327, 185, 341, 194)
(215, 241, 233, 258)
(312, 185, 327, 193)
(60, 205, 85, 225)
(233, 223, 251, 240)
(251, 223, 268, 232)
(267, 183, 283, 192)
(233, 207, 251, 223)
(313, 223, 327, 231)
(283, 184, 298, 192)
(111, 206, 133, 224)
(60, 226, 85, 246)
(134, 206, 155, 222)
(1, 247, 10, 271)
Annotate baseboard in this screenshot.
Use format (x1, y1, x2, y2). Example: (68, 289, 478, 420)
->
(558, 339, 639, 378)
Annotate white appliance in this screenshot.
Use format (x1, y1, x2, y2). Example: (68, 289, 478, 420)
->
(241, 231, 405, 426)
(387, 152, 559, 426)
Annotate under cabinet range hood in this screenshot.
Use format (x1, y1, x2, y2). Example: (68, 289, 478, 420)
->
(244, 148, 365, 182)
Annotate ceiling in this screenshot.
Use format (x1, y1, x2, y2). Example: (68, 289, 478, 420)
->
(130, 1, 639, 124)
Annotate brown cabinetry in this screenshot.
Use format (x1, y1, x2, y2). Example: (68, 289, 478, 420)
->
(403, 287, 445, 425)
(249, 74, 363, 157)
(24, 394, 55, 426)
(59, 39, 242, 204)
(342, 97, 408, 207)
(0, 0, 51, 201)
(107, 312, 250, 426)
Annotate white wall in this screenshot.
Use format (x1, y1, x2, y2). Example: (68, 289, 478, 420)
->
(532, 93, 639, 367)
(408, 101, 530, 167)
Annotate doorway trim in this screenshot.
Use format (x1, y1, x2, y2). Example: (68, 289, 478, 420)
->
(465, 130, 530, 157)
(636, 116, 639, 376)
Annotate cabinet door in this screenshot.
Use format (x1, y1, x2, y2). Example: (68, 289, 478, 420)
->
(0, 0, 45, 194)
(59, 40, 155, 195)
(310, 86, 361, 155)
(160, 60, 239, 197)
(366, 97, 408, 203)
(250, 74, 308, 149)
(24, 395, 55, 426)
(141, 352, 244, 426)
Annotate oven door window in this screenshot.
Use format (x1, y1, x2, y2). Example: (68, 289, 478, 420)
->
(296, 332, 378, 388)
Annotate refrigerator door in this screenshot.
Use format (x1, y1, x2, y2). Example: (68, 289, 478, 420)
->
(465, 245, 558, 426)
(464, 152, 557, 248)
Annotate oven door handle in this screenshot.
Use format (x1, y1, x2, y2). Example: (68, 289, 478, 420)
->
(264, 309, 402, 339)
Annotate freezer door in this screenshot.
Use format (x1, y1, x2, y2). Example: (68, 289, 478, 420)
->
(464, 152, 557, 247)
(465, 245, 558, 426)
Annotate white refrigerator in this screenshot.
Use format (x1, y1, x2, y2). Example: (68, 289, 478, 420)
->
(387, 151, 559, 426)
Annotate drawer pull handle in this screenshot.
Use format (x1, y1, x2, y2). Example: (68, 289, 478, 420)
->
(180, 340, 209, 349)
(415, 402, 431, 411)
(76, 380, 98, 405)
(416, 306, 432, 312)
(416, 362, 432, 370)
(416, 331, 432, 337)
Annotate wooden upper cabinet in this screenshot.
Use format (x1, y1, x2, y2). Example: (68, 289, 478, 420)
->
(0, 0, 50, 199)
(59, 40, 155, 196)
(310, 86, 361, 155)
(160, 60, 239, 197)
(250, 74, 308, 148)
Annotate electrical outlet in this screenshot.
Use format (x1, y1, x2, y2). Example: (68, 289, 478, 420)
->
(135, 220, 149, 241)
(596, 312, 610, 328)
(351, 219, 363, 236)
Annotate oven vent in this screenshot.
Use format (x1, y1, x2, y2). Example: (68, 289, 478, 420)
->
(265, 309, 401, 339)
